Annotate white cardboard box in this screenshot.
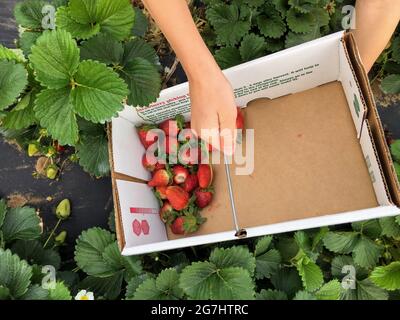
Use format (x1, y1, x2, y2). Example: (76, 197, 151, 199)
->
(109, 31, 400, 256)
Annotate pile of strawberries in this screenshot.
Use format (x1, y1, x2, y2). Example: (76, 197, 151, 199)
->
(137, 108, 244, 235)
(137, 115, 214, 235)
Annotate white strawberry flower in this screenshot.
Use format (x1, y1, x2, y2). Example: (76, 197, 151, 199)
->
(75, 290, 94, 300)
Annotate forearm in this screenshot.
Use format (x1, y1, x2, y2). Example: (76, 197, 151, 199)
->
(353, 0, 400, 72)
(142, 0, 220, 82)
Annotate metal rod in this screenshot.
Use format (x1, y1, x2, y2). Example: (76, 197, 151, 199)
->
(224, 154, 240, 232)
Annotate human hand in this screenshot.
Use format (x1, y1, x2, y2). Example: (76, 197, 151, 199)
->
(188, 67, 237, 155)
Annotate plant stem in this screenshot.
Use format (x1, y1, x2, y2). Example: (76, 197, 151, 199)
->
(43, 218, 62, 249)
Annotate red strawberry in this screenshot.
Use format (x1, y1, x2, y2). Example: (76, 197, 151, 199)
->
(160, 115, 185, 137)
(155, 162, 166, 170)
(148, 169, 171, 187)
(137, 124, 158, 149)
(156, 186, 168, 199)
(183, 174, 198, 193)
(180, 147, 198, 165)
(170, 215, 199, 235)
(54, 141, 66, 153)
(180, 128, 197, 142)
(141, 220, 150, 235)
(166, 186, 189, 210)
(197, 164, 213, 188)
(236, 107, 244, 130)
(142, 153, 156, 172)
(172, 165, 189, 184)
(166, 137, 178, 155)
(195, 188, 214, 208)
(160, 201, 173, 223)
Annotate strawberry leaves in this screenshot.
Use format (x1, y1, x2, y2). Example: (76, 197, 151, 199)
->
(0, 60, 28, 111)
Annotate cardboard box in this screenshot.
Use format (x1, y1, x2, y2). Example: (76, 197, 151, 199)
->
(108, 31, 400, 256)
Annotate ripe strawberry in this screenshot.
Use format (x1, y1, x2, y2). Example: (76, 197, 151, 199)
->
(236, 107, 244, 130)
(180, 128, 197, 142)
(197, 164, 213, 188)
(155, 162, 166, 170)
(54, 141, 66, 153)
(156, 186, 168, 199)
(180, 147, 198, 165)
(195, 188, 214, 208)
(170, 215, 199, 235)
(137, 124, 158, 149)
(141, 220, 150, 235)
(142, 153, 156, 171)
(183, 174, 198, 193)
(160, 115, 185, 137)
(148, 169, 171, 187)
(172, 165, 189, 184)
(166, 186, 189, 210)
(165, 137, 179, 155)
(160, 201, 173, 223)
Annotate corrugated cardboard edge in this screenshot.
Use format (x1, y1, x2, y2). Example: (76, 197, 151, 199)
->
(345, 32, 400, 206)
(107, 123, 149, 251)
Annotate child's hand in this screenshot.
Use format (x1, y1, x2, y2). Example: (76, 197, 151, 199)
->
(188, 68, 237, 155)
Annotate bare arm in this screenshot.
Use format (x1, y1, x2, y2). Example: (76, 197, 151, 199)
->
(142, 0, 237, 152)
(353, 0, 400, 72)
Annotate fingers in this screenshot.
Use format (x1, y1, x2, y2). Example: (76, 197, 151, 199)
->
(219, 107, 237, 156)
(191, 115, 221, 151)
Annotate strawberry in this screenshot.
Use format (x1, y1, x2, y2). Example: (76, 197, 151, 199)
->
(170, 215, 199, 235)
(160, 115, 185, 137)
(148, 169, 171, 187)
(197, 164, 213, 188)
(160, 201, 173, 223)
(180, 146, 198, 165)
(166, 186, 189, 210)
(236, 107, 244, 130)
(137, 124, 158, 149)
(183, 173, 198, 193)
(165, 137, 179, 155)
(172, 165, 189, 184)
(156, 186, 168, 199)
(195, 188, 214, 208)
(54, 141, 66, 153)
(141, 220, 150, 235)
(142, 153, 156, 171)
(180, 128, 197, 142)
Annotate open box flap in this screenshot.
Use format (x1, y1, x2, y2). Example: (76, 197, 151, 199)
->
(115, 179, 167, 249)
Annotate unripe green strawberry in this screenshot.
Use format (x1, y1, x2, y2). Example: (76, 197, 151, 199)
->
(46, 164, 59, 180)
(56, 199, 71, 220)
(28, 143, 39, 157)
(55, 231, 67, 244)
(46, 146, 56, 158)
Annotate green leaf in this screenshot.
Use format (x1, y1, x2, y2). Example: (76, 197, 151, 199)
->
(323, 231, 359, 254)
(133, 278, 163, 300)
(331, 255, 368, 280)
(206, 4, 251, 46)
(76, 132, 110, 177)
(285, 30, 321, 48)
(100, 2, 135, 41)
(20, 284, 49, 300)
(209, 246, 256, 275)
(79, 271, 124, 300)
(214, 47, 242, 69)
(34, 87, 79, 146)
(80, 34, 123, 64)
(275, 237, 299, 262)
(56, 6, 101, 40)
(255, 249, 281, 279)
(0, 199, 6, 228)
(255, 289, 287, 300)
(122, 38, 160, 67)
(286, 8, 315, 33)
(0, 249, 33, 299)
(2, 206, 42, 242)
(293, 290, 317, 300)
(68, 0, 98, 23)
(381, 74, 400, 94)
(391, 140, 400, 162)
(296, 256, 323, 292)
(352, 219, 381, 238)
(48, 282, 72, 300)
(254, 235, 273, 256)
(272, 0, 289, 16)
(315, 280, 341, 300)
(179, 262, 255, 299)
(118, 57, 161, 107)
(239, 34, 266, 61)
(0, 285, 10, 300)
(132, 7, 148, 37)
(370, 262, 400, 291)
(340, 278, 388, 300)
(14, 0, 47, 29)
(29, 30, 80, 88)
(19, 32, 42, 57)
(2, 92, 37, 130)
(155, 268, 184, 299)
(72, 60, 128, 122)
(0, 45, 25, 62)
(125, 273, 152, 299)
(0, 60, 28, 110)
(74, 227, 117, 277)
(257, 11, 286, 39)
(353, 236, 382, 269)
(391, 36, 400, 64)
(11, 240, 61, 270)
(379, 217, 400, 238)
(288, 0, 316, 13)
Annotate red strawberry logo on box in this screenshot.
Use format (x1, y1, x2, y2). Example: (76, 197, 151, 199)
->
(132, 219, 150, 236)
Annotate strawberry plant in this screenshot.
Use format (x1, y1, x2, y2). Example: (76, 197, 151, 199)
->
(0, 0, 162, 177)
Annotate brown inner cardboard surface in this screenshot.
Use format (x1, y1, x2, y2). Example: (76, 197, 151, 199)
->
(232, 81, 378, 229)
(167, 158, 236, 239)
